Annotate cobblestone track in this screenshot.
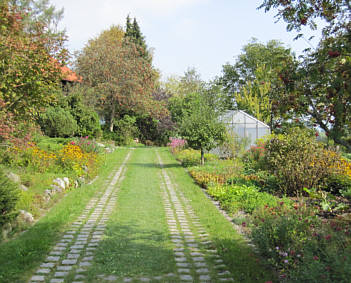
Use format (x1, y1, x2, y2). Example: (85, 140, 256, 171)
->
(97, 151, 235, 283)
(29, 150, 132, 283)
(157, 152, 234, 283)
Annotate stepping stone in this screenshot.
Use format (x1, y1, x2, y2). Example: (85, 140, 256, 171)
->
(50, 251, 63, 256)
(82, 256, 94, 261)
(31, 275, 45, 282)
(62, 259, 77, 265)
(75, 275, 85, 279)
(71, 245, 84, 249)
(192, 257, 205, 262)
(63, 235, 74, 239)
(196, 268, 209, 274)
(79, 261, 92, 267)
(57, 266, 72, 271)
(40, 263, 55, 268)
(176, 263, 190, 267)
(46, 256, 60, 262)
(215, 264, 227, 269)
(54, 272, 68, 277)
(174, 248, 185, 252)
(190, 252, 204, 256)
(139, 278, 150, 282)
(53, 247, 66, 251)
(36, 269, 50, 274)
(218, 271, 231, 276)
(214, 259, 224, 263)
(194, 262, 207, 267)
(219, 279, 234, 282)
(179, 274, 193, 281)
(175, 257, 187, 262)
(50, 279, 64, 283)
(199, 275, 211, 281)
(123, 278, 132, 282)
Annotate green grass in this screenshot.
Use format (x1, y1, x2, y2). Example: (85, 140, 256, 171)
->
(158, 148, 277, 282)
(86, 147, 175, 281)
(0, 148, 130, 283)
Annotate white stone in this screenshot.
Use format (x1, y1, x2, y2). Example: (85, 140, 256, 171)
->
(63, 177, 70, 187)
(53, 178, 66, 189)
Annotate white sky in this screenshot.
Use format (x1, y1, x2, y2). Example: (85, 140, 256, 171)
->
(51, 0, 322, 81)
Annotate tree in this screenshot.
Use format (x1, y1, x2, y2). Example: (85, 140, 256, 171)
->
(124, 15, 150, 61)
(179, 90, 226, 165)
(234, 65, 272, 125)
(220, 39, 294, 95)
(0, 1, 67, 119)
(76, 25, 160, 132)
(259, 0, 351, 150)
(219, 39, 296, 129)
(258, 0, 350, 38)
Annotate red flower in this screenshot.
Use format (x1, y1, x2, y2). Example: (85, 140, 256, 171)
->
(325, 234, 331, 240)
(313, 256, 319, 261)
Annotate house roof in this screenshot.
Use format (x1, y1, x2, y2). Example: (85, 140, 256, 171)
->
(61, 65, 82, 82)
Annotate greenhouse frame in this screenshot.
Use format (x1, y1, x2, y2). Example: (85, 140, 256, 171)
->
(211, 110, 270, 156)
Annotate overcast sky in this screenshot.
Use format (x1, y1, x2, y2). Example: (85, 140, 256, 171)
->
(50, 0, 322, 81)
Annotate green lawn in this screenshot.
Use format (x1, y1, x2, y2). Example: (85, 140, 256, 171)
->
(0, 147, 276, 282)
(0, 148, 130, 283)
(86, 147, 175, 281)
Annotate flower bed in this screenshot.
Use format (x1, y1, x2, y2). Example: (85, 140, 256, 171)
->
(170, 134, 351, 282)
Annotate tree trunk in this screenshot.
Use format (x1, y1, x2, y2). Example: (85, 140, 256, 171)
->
(200, 148, 205, 165)
(109, 106, 115, 132)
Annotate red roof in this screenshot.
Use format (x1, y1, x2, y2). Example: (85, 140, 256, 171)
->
(61, 65, 82, 82)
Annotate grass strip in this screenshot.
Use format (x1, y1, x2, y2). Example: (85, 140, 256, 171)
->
(158, 147, 277, 283)
(86, 147, 175, 280)
(0, 148, 130, 283)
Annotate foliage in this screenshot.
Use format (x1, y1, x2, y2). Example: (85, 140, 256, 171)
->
(179, 90, 226, 165)
(76, 25, 162, 132)
(113, 115, 140, 145)
(251, 202, 351, 282)
(0, 1, 67, 119)
(219, 39, 296, 127)
(167, 137, 186, 154)
(323, 173, 351, 195)
(62, 85, 102, 138)
(38, 106, 78, 137)
(217, 131, 249, 159)
(264, 128, 342, 196)
(0, 169, 20, 229)
(72, 136, 101, 154)
(258, 0, 351, 151)
(124, 15, 150, 61)
(208, 184, 288, 214)
(258, 0, 351, 37)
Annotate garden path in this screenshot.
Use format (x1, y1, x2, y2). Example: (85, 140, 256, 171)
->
(28, 148, 240, 283)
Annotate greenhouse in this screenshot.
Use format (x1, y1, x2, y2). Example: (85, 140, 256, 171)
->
(220, 110, 270, 143)
(211, 110, 270, 156)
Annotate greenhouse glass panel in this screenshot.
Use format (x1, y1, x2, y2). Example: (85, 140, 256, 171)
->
(212, 110, 270, 157)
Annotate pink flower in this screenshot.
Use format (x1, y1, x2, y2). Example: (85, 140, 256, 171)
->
(313, 256, 319, 261)
(71, 141, 75, 145)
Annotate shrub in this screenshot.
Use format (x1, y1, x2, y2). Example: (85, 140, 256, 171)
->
(72, 137, 101, 154)
(264, 128, 342, 196)
(38, 107, 78, 137)
(323, 174, 351, 195)
(167, 137, 186, 154)
(0, 169, 20, 229)
(176, 149, 200, 167)
(251, 202, 351, 282)
(208, 184, 287, 214)
(114, 115, 139, 145)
